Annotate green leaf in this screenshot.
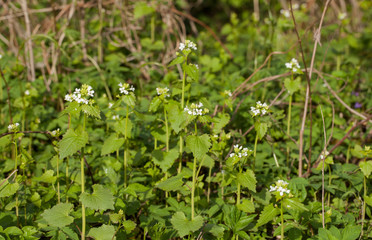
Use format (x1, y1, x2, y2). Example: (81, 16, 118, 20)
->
(186, 134, 211, 159)
(365, 195, 372, 207)
(204, 224, 224, 238)
(0, 180, 19, 198)
(254, 122, 268, 140)
(152, 148, 179, 172)
(168, 56, 185, 67)
(59, 127, 89, 159)
(156, 175, 183, 192)
(183, 64, 199, 82)
(166, 101, 185, 133)
(284, 77, 301, 95)
(283, 198, 308, 212)
(79, 184, 114, 211)
(4, 226, 22, 235)
(359, 161, 372, 178)
(170, 212, 204, 237)
(61, 227, 79, 240)
(212, 113, 230, 135)
(133, 2, 155, 19)
(87, 225, 116, 240)
(237, 199, 255, 213)
(123, 220, 136, 234)
(237, 169, 257, 192)
(101, 134, 125, 156)
(122, 94, 136, 107)
(256, 203, 280, 228)
(341, 225, 361, 240)
(34, 170, 57, 184)
(114, 119, 132, 138)
(149, 96, 162, 112)
(81, 105, 101, 119)
(41, 203, 74, 228)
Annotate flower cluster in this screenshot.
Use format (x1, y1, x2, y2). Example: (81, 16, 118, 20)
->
(224, 90, 232, 97)
(112, 115, 120, 120)
(320, 150, 329, 160)
(50, 128, 61, 137)
(65, 84, 95, 105)
(285, 58, 301, 73)
(250, 101, 269, 117)
(118, 83, 135, 95)
(8, 123, 20, 132)
(179, 40, 197, 52)
(25, 90, 30, 96)
(156, 87, 170, 98)
(280, 9, 290, 18)
(184, 102, 209, 116)
(229, 145, 253, 159)
(269, 180, 291, 197)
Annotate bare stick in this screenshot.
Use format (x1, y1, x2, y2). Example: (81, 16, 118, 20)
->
(0, 169, 18, 187)
(21, 0, 35, 81)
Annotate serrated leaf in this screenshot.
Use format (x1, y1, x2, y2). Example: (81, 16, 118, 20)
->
(166, 101, 185, 133)
(149, 96, 162, 112)
(41, 203, 74, 228)
(341, 225, 360, 240)
(0, 180, 19, 198)
(79, 184, 114, 211)
(59, 128, 89, 159)
(237, 169, 256, 192)
(114, 119, 132, 138)
(205, 224, 224, 238)
(283, 198, 308, 212)
(81, 105, 101, 119)
(183, 64, 199, 82)
(365, 195, 372, 207)
(156, 175, 183, 192)
(170, 212, 204, 237)
(59, 101, 81, 118)
(256, 203, 280, 228)
(87, 225, 116, 240)
(101, 134, 125, 156)
(237, 199, 255, 213)
(186, 134, 211, 159)
(212, 113, 230, 135)
(168, 55, 185, 67)
(122, 94, 136, 107)
(359, 161, 372, 178)
(152, 148, 179, 172)
(284, 77, 301, 95)
(61, 227, 79, 240)
(34, 170, 57, 184)
(254, 122, 268, 140)
(123, 220, 136, 233)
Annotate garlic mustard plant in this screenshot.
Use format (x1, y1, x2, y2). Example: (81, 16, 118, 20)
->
(250, 101, 269, 117)
(285, 58, 301, 73)
(184, 102, 209, 116)
(8, 123, 20, 132)
(118, 82, 135, 95)
(65, 84, 95, 105)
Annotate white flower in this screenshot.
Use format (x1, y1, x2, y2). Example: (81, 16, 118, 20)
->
(108, 103, 113, 108)
(320, 151, 329, 160)
(179, 40, 197, 52)
(250, 101, 269, 117)
(119, 82, 135, 95)
(0, 54, 2, 59)
(51, 128, 60, 137)
(285, 58, 301, 73)
(184, 102, 208, 116)
(195, 64, 199, 69)
(229, 144, 252, 160)
(25, 90, 30, 96)
(269, 179, 291, 197)
(112, 115, 120, 120)
(293, 3, 299, 10)
(156, 87, 170, 97)
(338, 12, 347, 20)
(280, 9, 290, 18)
(224, 90, 232, 97)
(64, 84, 94, 105)
(8, 123, 20, 132)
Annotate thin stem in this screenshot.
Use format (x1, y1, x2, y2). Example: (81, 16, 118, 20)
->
(361, 157, 367, 238)
(237, 167, 242, 206)
(14, 140, 19, 226)
(281, 200, 284, 239)
(57, 154, 60, 203)
(207, 167, 212, 203)
(81, 150, 86, 240)
(253, 131, 259, 172)
(164, 107, 169, 152)
(124, 105, 129, 188)
(191, 156, 197, 220)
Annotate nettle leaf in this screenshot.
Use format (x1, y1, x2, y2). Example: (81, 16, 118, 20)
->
(254, 122, 268, 140)
(88, 225, 116, 240)
(283, 198, 308, 212)
(166, 101, 185, 133)
(284, 77, 301, 95)
(365, 195, 372, 207)
(59, 127, 89, 159)
(34, 170, 57, 184)
(0, 180, 19, 198)
(359, 161, 372, 178)
(41, 203, 74, 228)
(156, 175, 183, 192)
(149, 96, 162, 112)
(80, 184, 114, 211)
(81, 104, 101, 119)
(186, 134, 211, 159)
(256, 203, 280, 228)
(237, 169, 257, 192)
(101, 134, 125, 156)
(183, 64, 199, 82)
(168, 55, 185, 67)
(152, 148, 179, 172)
(61, 227, 79, 240)
(170, 212, 204, 237)
(212, 113, 230, 135)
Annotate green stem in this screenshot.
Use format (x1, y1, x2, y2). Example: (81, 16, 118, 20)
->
(57, 154, 60, 203)
(237, 167, 242, 206)
(66, 157, 69, 203)
(164, 107, 169, 152)
(281, 200, 284, 239)
(124, 106, 129, 189)
(81, 114, 86, 240)
(14, 140, 19, 226)
(191, 156, 197, 220)
(207, 167, 212, 203)
(361, 157, 367, 237)
(253, 132, 259, 172)
(286, 94, 292, 167)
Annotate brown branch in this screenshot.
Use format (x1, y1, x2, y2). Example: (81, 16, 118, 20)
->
(170, 7, 233, 59)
